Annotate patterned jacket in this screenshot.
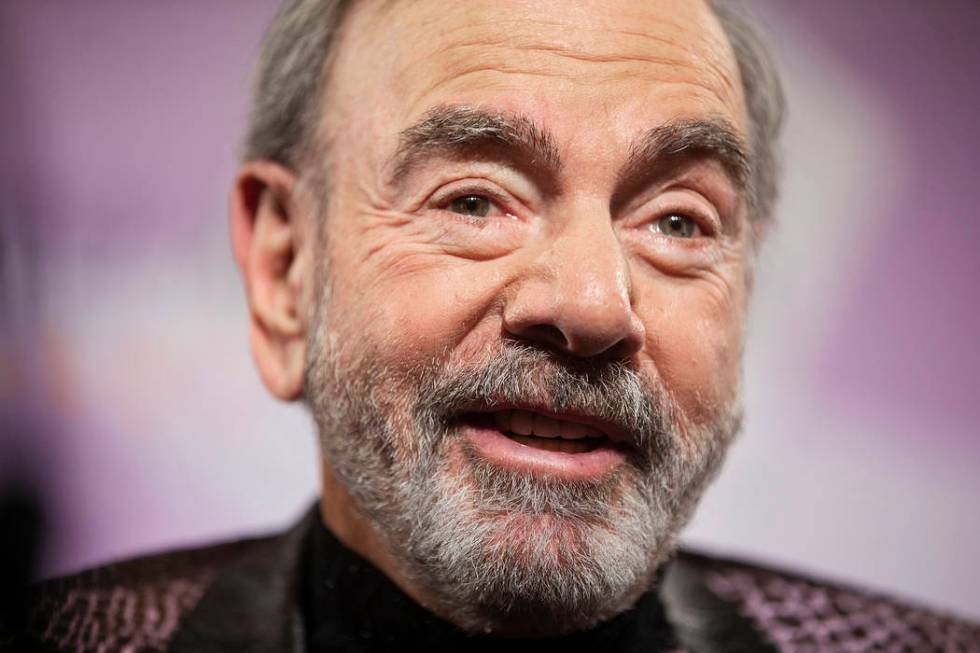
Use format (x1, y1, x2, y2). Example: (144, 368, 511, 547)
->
(8, 504, 979, 652)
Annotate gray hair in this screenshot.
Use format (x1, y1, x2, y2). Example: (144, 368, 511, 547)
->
(711, 1, 787, 223)
(244, 0, 785, 222)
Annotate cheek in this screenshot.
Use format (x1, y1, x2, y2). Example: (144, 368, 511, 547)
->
(325, 233, 510, 371)
(638, 271, 745, 425)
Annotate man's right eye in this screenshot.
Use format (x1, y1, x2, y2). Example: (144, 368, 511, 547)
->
(448, 194, 492, 218)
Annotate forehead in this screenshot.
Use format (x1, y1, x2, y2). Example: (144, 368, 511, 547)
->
(326, 0, 744, 166)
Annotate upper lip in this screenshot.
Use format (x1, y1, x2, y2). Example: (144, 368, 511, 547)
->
(464, 403, 631, 444)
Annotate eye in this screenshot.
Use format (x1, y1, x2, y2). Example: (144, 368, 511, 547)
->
(448, 194, 493, 218)
(652, 213, 699, 238)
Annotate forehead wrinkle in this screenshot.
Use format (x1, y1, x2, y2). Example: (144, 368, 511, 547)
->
(500, 41, 739, 107)
(426, 22, 700, 65)
(399, 44, 740, 126)
(390, 7, 742, 107)
(417, 8, 727, 56)
(405, 59, 739, 126)
(520, 21, 739, 102)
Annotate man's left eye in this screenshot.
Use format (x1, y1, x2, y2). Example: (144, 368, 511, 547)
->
(652, 213, 699, 238)
(448, 194, 492, 218)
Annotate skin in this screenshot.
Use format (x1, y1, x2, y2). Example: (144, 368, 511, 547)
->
(232, 0, 752, 633)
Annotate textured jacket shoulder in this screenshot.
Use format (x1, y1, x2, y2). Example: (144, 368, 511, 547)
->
(8, 509, 979, 652)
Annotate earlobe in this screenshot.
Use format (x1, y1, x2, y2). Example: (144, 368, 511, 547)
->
(231, 161, 310, 401)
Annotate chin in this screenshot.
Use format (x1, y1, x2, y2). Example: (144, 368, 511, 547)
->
(392, 445, 679, 636)
(427, 514, 676, 637)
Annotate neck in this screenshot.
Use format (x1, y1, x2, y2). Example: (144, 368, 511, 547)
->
(319, 460, 446, 617)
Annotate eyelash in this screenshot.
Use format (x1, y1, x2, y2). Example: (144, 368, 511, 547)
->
(432, 185, 512, 219)
(429, 184, 718, 239)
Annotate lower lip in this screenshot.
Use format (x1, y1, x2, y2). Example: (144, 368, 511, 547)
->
(461, 420, 628, 481)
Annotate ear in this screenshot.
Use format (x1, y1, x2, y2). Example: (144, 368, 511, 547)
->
(230, 161, 312, 401)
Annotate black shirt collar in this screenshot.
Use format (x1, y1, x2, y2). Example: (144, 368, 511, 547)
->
(170, 501, 774, 653)
(301, 511, 681, 653)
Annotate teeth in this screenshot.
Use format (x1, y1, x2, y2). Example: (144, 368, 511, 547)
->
(532, 414, 562, 438)
(493, 411, 511, 433)
(510, 410, 534, 435)
(508, 434, 600, 453)
(492, 410, 605, 440)
(561, 421, 590, 439)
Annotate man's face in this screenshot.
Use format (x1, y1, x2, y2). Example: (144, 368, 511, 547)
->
(303, 0, 750, 635)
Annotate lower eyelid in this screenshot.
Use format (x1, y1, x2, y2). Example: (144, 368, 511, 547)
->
(440, 202, 505, 220)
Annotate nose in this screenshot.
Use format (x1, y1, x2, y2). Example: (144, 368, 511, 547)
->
(503, 219, 646, 359)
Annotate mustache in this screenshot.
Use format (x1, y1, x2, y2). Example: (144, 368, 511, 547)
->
(413, 342, 674, 459)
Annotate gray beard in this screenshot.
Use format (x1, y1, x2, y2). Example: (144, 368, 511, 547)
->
(304, 325, 742, 635)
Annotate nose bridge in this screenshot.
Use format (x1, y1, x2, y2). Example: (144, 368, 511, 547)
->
(504, 208, 645, 359)
(550, 214, 631, 316)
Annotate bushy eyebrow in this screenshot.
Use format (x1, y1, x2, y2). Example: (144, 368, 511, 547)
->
(389, 105, 750, 204)
(388, 105, 562, 186)
(619, 118, 751, 194)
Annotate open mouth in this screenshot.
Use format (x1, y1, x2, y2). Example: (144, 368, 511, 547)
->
(457, 407, 628, 479)
(464, 409, 609, 454)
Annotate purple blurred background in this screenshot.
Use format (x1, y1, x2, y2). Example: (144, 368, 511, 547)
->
(1, 0, 978, 620)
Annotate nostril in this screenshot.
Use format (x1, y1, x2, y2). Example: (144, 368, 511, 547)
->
(523, 324, 568, 350)
(604, 336, 641, 361)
